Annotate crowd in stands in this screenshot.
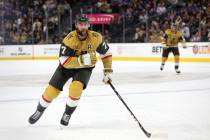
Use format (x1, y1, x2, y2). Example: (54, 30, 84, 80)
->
(0, 0, 209, 45)
(0, 0, 73, 45)
(120, 0, 209, 42)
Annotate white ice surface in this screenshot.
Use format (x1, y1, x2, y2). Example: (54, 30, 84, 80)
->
(0, 60, 210, 140)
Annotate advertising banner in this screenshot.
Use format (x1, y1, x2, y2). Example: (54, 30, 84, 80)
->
(109, 42, 210, 62)
(86, 13, 119, 24)
(34, 44, 60, 57)
(0, 45, 32, 58)
(0, 42, 209, 62)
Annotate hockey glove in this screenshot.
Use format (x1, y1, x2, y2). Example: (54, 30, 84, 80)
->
(103, 69, 113, 84)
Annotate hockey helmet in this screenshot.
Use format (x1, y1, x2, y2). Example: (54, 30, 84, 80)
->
(75, 14, 90, 29)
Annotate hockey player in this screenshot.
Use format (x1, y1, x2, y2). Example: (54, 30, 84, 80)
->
(28, 14, 113, 126)
(160, 22, 186, 74)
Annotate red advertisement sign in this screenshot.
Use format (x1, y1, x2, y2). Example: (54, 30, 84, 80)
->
(86, 14, 119, 24)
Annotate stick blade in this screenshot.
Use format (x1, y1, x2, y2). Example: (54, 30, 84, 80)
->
(150, 133, 168, 139)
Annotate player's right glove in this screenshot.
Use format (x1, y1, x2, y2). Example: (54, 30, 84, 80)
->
(103, 68, 113, 84)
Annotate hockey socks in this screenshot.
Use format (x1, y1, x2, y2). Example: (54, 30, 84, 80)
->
(60, 105, 76, 126)
(28, 103, 46, 124)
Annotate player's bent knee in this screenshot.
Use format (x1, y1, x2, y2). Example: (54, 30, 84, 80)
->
(43, 84, 61, 102)
(69, 81, 84, 99)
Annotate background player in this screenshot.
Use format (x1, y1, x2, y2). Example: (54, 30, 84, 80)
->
(28, 14, 113, 126)
(160, 21, 186, 74)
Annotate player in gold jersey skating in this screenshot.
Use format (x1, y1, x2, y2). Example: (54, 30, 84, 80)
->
(160, 22, 186, 74)
(28, 14, 113, 126)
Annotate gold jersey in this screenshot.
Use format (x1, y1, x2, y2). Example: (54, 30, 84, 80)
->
(163, 29, 184, 47)
(59, 30, 112, 69)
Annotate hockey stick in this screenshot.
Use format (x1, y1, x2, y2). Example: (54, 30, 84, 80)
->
(108, 81, 168, 139)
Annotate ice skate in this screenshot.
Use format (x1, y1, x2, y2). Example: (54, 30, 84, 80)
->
(160, 64, 164, 71)
(175, 68, 181, 74)
(28, 103, 46, 124)
(60, 105, 76, 126)
(60, 112, 71, 126)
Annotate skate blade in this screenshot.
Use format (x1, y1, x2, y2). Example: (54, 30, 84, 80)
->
(59, 124, 68, 130)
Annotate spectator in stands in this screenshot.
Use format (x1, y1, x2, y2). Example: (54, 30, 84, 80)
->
(200, 27, 208, 42)
(190, 31, 201, 42)
(0, 36, 4, 45)
(33, 19, 42, 32)
(162, 20, 170, 31)
(149, 29, 163, 43)
(52, 35, 60, 44)
(20, 31, 28, 44)
(0, 0, 208, 44)
(181, 23, 190, 41)
(133, 26, 145, 42)
(11, 31, 20, 44)
(156, 1, 166, 15)
(138, 11, 147, 23)
(208, 30, 210, 41)
(103, 29, 111, 43)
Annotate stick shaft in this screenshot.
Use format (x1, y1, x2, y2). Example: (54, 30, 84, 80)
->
(108, 81, 151, 138)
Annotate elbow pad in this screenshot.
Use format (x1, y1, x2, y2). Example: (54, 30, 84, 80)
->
(59, 43, 76, 57)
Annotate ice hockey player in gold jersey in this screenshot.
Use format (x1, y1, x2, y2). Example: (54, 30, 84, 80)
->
(160, 22, 186, 74)
(28, 14, 113, 126)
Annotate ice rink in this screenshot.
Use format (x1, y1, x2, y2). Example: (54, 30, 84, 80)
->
(0, 60, 210, 140)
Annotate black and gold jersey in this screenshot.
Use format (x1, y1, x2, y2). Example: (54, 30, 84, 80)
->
(163, 29, 184, 47)
(59, 30, 112, 69)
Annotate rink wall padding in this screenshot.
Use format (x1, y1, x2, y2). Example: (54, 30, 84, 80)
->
(0, 43, 210, 62)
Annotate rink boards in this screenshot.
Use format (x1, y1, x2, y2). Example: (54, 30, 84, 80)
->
(0, 42, 210, 62)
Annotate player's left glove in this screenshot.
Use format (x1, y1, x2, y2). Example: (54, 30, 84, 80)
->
(103, 68, 113, 84)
